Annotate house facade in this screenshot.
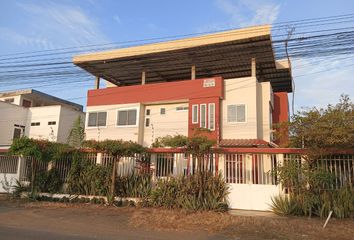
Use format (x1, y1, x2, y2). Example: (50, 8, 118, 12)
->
(74, 25, 291, 147)
(0, 89, 85, 148)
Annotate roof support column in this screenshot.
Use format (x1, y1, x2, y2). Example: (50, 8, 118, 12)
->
(251, 58, 256, 78)
(95, 76, 100, 89)
(191, 65, 196, 80)
(142, 71, 146, 85)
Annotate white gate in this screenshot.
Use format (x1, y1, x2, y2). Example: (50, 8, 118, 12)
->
(224, 153, 281, 211)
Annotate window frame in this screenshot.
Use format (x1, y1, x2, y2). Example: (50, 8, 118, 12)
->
(30, 122, 40, 126)
(48, 121, 56, 126)
(175, 106, 189, 112)
(192, 104, 198, 124)
(227, 104, 247, 124)
(86, 111, 108, 128)
(200, 104, 207, 128)
(208, 103, 215, 131)
(116, 107, 139, 128)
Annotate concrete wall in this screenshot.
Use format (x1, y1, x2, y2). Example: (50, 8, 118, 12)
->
(0, 102, 28, 146)
(143, 102, 189, 147)
(0, 95, 22, 105)
(26, 106, 61, 141)
(57, 107, 85, 143)
(85, 103, 141, 142)
(221, 77, 272, 141)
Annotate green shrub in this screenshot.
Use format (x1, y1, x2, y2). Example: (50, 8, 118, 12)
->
(270, 195, 302, 216)
(36, 169, 63, 193)
(116, 172, 152, 198)
(150, 171, 229, 211)
(66, 154, 111, 196)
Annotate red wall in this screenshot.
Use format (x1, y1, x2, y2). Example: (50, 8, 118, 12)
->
(87, 77, 223, 106)
(272, 92, 289, 146)
(188, 97, 220, 142)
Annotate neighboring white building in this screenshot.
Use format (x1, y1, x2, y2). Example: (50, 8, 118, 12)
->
(0, 89, 85, 148)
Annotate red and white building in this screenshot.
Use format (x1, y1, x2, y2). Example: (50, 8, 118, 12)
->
(74, 25, 291, 148)
(73, 25, 294, 210)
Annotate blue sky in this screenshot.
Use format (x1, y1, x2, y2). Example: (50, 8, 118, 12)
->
(0, 0, 353, 112)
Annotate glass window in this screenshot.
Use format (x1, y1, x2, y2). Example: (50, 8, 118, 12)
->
(4, 98, 14, 103)
(146, 109, 150, 116)
(88, 112, 107, 127)
(236, 105, 246, 122)
(176, 106, 188, 111)
(31, 122, 40, 126)
(200, 104, 206, 128)
(192, 105, 198, 124)
(208, 103, 215, 130)
(227, 104, 246, 123)
(117, 109, 137, 126)
(145, 118, 150, 127)
(48, 121, 56, 125)
(160, 108, 166, 115)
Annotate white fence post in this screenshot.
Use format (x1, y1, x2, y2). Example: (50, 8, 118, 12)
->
(150, 153, 156, 181)
(96, 152, 102, 165)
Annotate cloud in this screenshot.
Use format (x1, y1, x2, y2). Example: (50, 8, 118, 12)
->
(199, 0, 281, 32)
(11, 1, 110, 49)
(113, 15, 122, 25)
(292, 55, 354, 111)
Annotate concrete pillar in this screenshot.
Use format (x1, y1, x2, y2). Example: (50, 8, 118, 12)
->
(142, 71, 146, 85)
(95, 76, 100, 89)
(96, 152, 102, 165)
(251, 58, 256, 78)
(191, 65, 196, 80)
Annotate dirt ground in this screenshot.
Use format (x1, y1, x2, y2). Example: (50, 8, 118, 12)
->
(0, 197, 353, 240)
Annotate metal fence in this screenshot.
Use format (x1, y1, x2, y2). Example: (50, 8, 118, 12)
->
(225, 153, 277, 185)
(0, 155, 18, 174)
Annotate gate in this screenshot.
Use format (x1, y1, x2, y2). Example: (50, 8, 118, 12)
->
(224, 153, 280, 211)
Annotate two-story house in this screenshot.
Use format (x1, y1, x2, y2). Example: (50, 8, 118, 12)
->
(73, 25, 291, 147)
(0, 89, 85, 149)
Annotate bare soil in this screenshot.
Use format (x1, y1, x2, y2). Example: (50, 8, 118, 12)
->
(0, 197, 353, 240)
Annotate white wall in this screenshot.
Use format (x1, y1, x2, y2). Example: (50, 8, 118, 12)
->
(27, 106, 61, 141)
(57, 106, 85, 143)
(0, 102, 28, 146)
(221, 77, 272, 141)
(85, 103, 141, 142)
(143, 102, 188, 147)
(0, 95, 22, 105)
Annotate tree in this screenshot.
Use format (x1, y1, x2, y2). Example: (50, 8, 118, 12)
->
(277, 95, 354, 154)
(67, 116, 85, 149)
(83, 139, 146, 204)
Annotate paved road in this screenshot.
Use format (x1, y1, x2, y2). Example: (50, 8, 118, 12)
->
(0, 204, 226, 240)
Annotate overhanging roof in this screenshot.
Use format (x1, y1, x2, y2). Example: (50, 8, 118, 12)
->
(73, 25, 293, 92)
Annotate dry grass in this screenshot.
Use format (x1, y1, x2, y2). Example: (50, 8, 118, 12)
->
(129, 207, 354, 240)
(2, 198, 353, 240)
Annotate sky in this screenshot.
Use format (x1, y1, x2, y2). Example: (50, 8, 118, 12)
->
(0, 0, 353, 112)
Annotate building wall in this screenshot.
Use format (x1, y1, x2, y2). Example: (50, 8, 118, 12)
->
(221, 77, 258, 139)
(85, 103, 141, 142)
(143, 102, 189, 147)
(0, 95, 22, 105)
(26, 106, 61, 141)
(0, 102, 28, 146)
(57, 107, 85, 143)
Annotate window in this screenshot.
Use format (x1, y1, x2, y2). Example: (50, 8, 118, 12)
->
(227, 104, 246, 123)
(4, 98, 14, 103)
(200, 104, 206, 128)
(208, 103, 215, 130)
(146, 109, 150, 116)
(22, 99, 31, 108)
(160, 108, 166, 115)
(192, 105, 198, 124)
(88, 112, 107, 127)
(145, 118, 150, 127)
(48, 121, 56, 125)
(176, 106, 188, 111)
(117, 109, 137, 126)
(13, 128, 22, 139)
(236, 105, 246, 122)
(31, 122, 40, 126)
